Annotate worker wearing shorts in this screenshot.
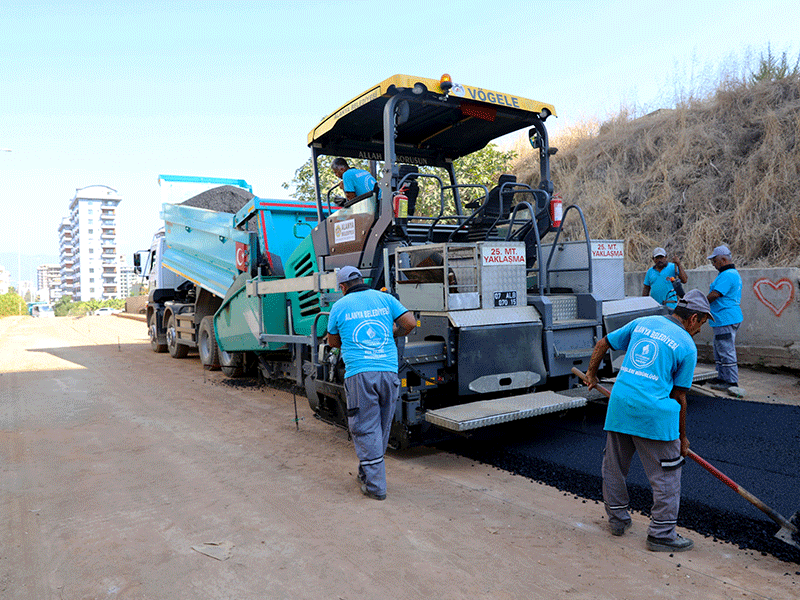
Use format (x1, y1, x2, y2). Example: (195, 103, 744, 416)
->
(326, 266, 416, 500)
(585, 289, 712, 552)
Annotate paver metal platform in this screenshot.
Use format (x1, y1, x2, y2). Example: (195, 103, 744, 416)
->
(425, 391, 587, 432)
(692, 366, 717, 383)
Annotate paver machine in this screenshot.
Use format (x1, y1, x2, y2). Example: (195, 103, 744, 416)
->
(237, 74, 651, 448)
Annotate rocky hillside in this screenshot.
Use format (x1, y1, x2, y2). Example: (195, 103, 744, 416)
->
(515, 74, 800, 271)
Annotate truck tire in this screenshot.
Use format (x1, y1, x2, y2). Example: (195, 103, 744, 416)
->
(198, 316, 220, 370)
(166, 314, 189, 359)
(148, 313, 167, 353)
(220, 350, 245, 378)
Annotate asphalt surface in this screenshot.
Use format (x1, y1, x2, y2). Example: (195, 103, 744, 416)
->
(441, 393, 800, 564)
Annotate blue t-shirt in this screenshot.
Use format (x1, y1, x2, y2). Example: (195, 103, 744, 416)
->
(643, 263, 680, 309)
(605, 315, 697, 441)
(327, 288, 409, 377)
(342, 168, 377, 198)
(709, 266, 743, 327)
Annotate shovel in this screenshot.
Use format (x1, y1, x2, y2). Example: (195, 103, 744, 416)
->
(571, 367, 800, 551)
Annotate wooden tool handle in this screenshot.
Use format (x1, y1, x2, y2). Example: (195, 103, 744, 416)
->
(571, 367, 612, 398)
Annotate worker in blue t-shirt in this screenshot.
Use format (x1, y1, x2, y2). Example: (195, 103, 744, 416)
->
(331, 158, 378, 205)
(706, 245, 743, 392)
(585, 289, 712, 553)
(642, 247, 688, 309)
(326, 266, 416, 500)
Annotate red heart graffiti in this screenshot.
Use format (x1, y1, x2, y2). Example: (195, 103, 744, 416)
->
(753, 278, 795, 317)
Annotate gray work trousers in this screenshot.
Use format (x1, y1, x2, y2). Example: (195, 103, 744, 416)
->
(345, 371, 400, 496)
(712, 323, 740, 385)
(602, 431, 684, 539)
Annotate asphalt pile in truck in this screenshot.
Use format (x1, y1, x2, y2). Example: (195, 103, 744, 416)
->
(516, 73, 800, 271)
(181, 185, 255, 216)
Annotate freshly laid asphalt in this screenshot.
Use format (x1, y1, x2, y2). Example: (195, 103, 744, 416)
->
(441, 388, 800, 563)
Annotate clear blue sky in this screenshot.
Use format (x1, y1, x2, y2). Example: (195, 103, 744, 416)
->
(2, 0, 798, 282)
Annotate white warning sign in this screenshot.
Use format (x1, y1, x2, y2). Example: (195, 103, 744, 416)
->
(591, 241, 624, 259)
(334, 219, 356, 244)
(482, 245, 526, 266)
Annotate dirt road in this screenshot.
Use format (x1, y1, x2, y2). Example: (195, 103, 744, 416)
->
(1, 315, 797, 599)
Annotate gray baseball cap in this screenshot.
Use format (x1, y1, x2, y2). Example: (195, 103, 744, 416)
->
(707, 245, 731, 260)
(676, 289, 714, 320)
(652, 247, 667, 258)
(336, 266, 362, 285)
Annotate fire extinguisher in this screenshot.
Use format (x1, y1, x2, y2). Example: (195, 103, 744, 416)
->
(550, 193, 563, 228)
(393, 186, 409, 219)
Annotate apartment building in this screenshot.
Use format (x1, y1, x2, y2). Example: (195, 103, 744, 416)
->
(59, 185, 122, 301)
(36, 264, 61, 302)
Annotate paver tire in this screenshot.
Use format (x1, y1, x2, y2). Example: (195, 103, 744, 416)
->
(220, 350, 245, 378)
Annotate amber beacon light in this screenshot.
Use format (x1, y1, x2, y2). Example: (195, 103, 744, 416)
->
(439, 73, 453, 93)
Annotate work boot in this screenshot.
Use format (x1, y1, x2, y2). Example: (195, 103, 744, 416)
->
(646, 534, 694, 552)
(610, 520, 632, 536)
(360, 483, 386, 501)
(710, 381, 734, 392)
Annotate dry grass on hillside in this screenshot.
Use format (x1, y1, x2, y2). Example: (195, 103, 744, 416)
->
(515, 75, 800, 271)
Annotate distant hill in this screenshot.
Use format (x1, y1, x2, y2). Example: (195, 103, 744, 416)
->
(0, 253, 60, 285)
(515, 74, 800, 271)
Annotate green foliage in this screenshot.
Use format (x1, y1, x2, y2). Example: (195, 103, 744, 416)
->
(53, 294, 72, 317)
(414, 145, 517, 218)
(282, 145, 517, 218)
(52, 295, 125, 317)
(0, 291, 27, 316)
(750, 45, 800, 84)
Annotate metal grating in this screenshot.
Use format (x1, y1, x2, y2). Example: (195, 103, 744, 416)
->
(424, 391, 587, 432)
(550, 295, 578, 321)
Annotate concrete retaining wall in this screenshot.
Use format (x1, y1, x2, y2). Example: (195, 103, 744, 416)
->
(625, 267, 800, 370)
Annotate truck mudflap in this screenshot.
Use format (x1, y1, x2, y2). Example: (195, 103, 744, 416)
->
(424, 390, 587, 432)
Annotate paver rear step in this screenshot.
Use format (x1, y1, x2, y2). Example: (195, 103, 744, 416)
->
(425, 391, 587, 432)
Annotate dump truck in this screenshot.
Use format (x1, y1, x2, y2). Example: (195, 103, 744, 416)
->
(135, 184, 322, 373)
(140, 74, 665, 448)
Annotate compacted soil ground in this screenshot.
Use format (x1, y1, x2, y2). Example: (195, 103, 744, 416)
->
(1, 315, 798, 599)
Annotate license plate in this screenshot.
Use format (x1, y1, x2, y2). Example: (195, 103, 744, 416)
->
(493, 290, 517, 307)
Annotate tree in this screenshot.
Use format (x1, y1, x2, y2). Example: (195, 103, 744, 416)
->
(0, 291, 26, 317)
(414, 145, 517, 217)
(53, 295, 73, 317)
(281, 145, 517, 219)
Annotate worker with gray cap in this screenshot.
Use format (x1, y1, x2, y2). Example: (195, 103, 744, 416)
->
(585, 289, 712, 552)
(706, 245, 743, 392)
(642, 247, 687, 310)
(326, 266, 416, 500)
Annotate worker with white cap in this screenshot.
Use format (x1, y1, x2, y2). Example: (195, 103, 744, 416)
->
(326, 266, 416, 500)
(642, 247, 687, 310)
(706, 245, 743, 392)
